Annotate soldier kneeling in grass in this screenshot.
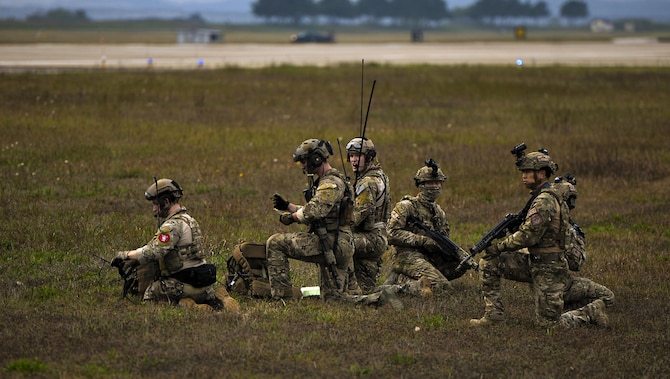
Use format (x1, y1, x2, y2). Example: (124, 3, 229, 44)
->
(112, 178, 239, 313)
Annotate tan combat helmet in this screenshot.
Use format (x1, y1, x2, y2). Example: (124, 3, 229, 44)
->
(293, 139, 333, 172)
(414, 158, 447, 187)
(513, 143, 559, 175)
(144, 178, 183, 201)
(553, 173, 578, 209)
(346, 137, 377, 161)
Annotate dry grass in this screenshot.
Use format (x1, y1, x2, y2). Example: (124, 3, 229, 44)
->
(1, 64, 669, 378)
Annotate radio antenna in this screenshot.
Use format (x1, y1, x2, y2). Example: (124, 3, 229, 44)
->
(360, 59, 364, 137)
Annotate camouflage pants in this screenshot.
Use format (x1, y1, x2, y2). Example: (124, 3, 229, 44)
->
(266, 230, 354, 300)
(529, 261, 571, 327)
(350, 228, 388, 294)
(386, 248, 452, 293)
(478, 251, 614, 325)
(479, 251, 607, 328)
(143, 277, 215, 305)
(563, 276, 615, 309)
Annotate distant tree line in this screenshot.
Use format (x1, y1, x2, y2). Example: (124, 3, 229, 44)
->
(252, 0, 590, 25)
(26, 8, 90, 22)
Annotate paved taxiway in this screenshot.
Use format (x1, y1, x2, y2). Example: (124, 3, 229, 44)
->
(1, 40, 668, 70)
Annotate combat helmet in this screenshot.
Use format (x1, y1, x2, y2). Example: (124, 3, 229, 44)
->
(293, 139, 333, 172)
(414, 158, 447, 187)
(553, 173, 578, 209)
(346, 137, 377, 161)
(512, 143, 559, 175)
(145, 178, 183, 201)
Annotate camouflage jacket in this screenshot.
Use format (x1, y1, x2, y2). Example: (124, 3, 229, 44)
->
(351, 165, 391, 233)
(136, 207, 205, 274)
(295, 168, 353, 233)
(495, 185, 570, 254)
(386, 195, 450, 250)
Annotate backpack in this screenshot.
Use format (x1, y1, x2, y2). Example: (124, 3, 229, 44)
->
(226, 242, 272, 298)
(565, 222, 587, 271)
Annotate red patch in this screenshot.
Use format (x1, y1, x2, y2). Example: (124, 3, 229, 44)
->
(158, 233, 170, 243)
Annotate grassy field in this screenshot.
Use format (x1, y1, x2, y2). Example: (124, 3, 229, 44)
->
(1, 64, 669, 378)
(1, 20, 670, 44)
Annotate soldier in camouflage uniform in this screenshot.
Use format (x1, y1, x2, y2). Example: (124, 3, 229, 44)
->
(113, 178, 239, 313)
(384, 159, 474, 296)
(269, 139, 355, 301)
(470, 147, 608, 328)
(345, 137, 392, 294)
(550, 176, 615, 312)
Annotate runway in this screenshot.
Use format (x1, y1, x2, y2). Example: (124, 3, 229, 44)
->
(1, 40, 668, 71)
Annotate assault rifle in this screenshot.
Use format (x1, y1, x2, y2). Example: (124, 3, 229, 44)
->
(406, 215, 470, 265)
(456, 212, 523, 271)
(96, 254, 139, 299)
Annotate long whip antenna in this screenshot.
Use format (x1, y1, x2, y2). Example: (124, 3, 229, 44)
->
(337, 138, 350, 181)
(360, 59, 364, 137)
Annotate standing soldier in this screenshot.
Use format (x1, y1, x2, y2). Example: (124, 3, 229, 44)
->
(384, 159, 475, 296)
(113, 178, 239, 312)
(470, 145, 609, 328)
(346, 137, 392, 294)
(269, 139, 355, 301)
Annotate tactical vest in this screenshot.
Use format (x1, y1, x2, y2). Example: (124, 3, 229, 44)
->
(353, 167, 391, 232)
(159, 212, 205, 276)
(316, 169, 353, 232)
(528, 187, 570, 255)
(401, 195, 449, 236)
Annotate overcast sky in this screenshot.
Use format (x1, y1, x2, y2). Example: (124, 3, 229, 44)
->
(1, 0, 668, 22)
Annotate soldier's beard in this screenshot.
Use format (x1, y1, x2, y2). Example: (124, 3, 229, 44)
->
(418, 188, 440, 203)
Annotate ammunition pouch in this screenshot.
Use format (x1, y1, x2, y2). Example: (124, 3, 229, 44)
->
(170, 263, 217, 288)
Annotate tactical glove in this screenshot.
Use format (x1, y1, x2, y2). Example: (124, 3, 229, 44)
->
(273, 193, 290, 211)
(115, 251, 129, 260)
(279, 213, 295, 225)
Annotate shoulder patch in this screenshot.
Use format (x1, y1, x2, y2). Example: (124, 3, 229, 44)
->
(528, 207, 543, 226)
(317, 182, 338, 191)
(158, 232, 171, 244)
(356, 183, 366, 196)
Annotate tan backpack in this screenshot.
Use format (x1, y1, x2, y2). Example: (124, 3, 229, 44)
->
(226, 242, 272, 298)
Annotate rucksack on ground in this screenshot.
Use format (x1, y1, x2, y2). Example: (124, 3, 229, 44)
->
(226, 242, 273, 298)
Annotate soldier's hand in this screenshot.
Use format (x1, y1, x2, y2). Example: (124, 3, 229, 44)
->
(111, 257, 124, 268)
(273, 193, 290, 211)
(279, 213, 295, 225)
(422, 238, 442, 254)
(482, 245, 501, 260)
(114, 251, 129, 261)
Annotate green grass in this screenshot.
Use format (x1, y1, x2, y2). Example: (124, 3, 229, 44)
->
(1, 64, 669, 378)
(1, 20, 670, 44)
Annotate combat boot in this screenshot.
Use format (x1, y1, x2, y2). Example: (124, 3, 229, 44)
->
(210, 286, 240, 313)
(179, 297, 214, 312)
(379, 287, 403, 310)
(398, 277, 432, 298)
(418, 277, 433, 298)
(271, 286, 303, 302)
(469, 312, 505, 327)
(586, 299, 609, 328)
